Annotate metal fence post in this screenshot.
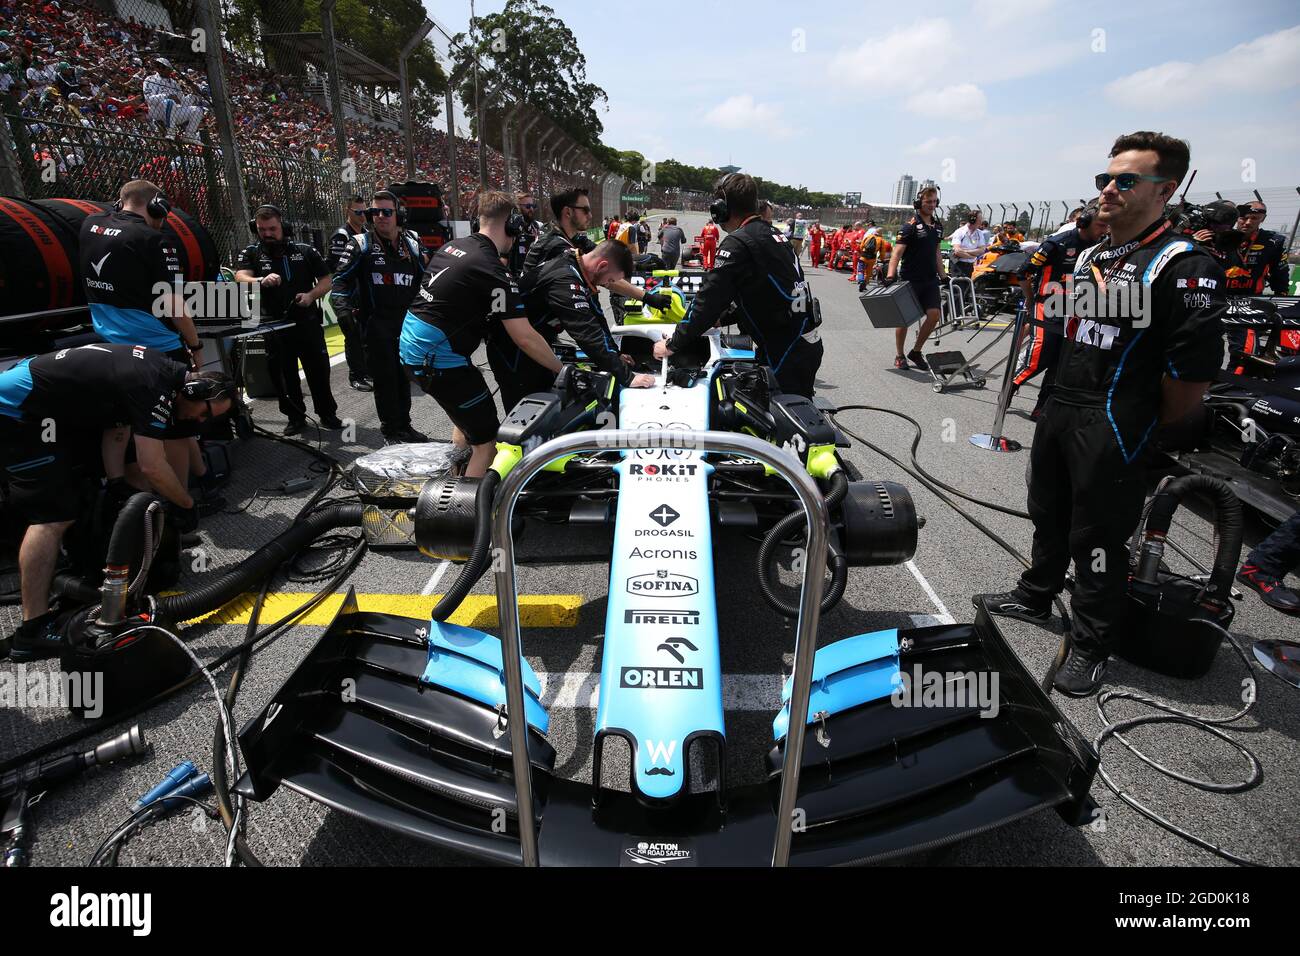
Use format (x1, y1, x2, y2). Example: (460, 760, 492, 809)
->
(319, 0, 350, 185)
(197, 0, 251, 255)
(399, 19, 434, 180)
(445, 83, 461, 221)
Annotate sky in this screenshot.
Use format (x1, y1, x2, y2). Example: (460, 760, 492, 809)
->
(424, 0, 1300, 206)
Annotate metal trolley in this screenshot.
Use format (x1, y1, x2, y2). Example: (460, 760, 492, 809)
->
(491, 428, 829, 867)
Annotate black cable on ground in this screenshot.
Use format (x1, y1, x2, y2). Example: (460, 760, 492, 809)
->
(830, 403, 1265, 867)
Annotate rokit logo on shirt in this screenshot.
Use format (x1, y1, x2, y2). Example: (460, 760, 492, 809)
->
(372, 272, 414, 286)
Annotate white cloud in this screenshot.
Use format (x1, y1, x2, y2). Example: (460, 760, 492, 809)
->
(905, 84, 988, 120)
(1105, 25, 1300, 106)
(701, 94, 791, 138)
(974, 0, 1055, 26)
(906, 135, 963, 156)
(826, 19, 956, 90)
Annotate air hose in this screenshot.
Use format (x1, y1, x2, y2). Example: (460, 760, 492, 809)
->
(429, 469, 501, 622)
(157, 503, 364, 623)
(757, 470, 849, 618)
(1133, 473, 1243, 604)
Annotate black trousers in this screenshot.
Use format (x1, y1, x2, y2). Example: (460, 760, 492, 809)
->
(336, 311, 368, 379)
(771, 337, 824, 398)
(486, 338, 556, 419)
(1246, 511, 1300, 579)
(268, 319, 337, 423)
(1017, 401, 1146, 655)
(365, 314, 412, 435)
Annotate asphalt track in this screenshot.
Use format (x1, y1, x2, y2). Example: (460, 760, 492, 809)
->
(2, 209, 1297, 867)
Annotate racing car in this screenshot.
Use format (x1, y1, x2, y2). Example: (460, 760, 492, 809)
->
(233, 294, 1099, 866)
(1159, 295, 1300, 523)
(970, 241, 1028, 315)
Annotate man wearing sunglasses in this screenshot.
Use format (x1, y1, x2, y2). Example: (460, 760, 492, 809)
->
(0, 345, 233, 659)
(506, 191, 543, 278)
(326, 195, 373, 392)
(331, 190, 430, 445)
(979, 131, 1227, 697)
(1232, 201, 1291, 297)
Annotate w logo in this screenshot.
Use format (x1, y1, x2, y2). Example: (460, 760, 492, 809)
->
(644, 739, 676, 766)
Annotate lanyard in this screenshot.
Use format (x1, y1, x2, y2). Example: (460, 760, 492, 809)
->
(1088, 219, 1172, 292)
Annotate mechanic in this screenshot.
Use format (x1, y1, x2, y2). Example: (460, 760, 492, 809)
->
(520, 186, 598, 288)
(331, 189, 430, 445)
(653, 173, 822, 397)
(506, 190, 542, 277)
(326, 195, 373, 392)
(1010, 200, 1109, 419)
(759, 200, 775, 225)
(808, 221, 825, 268)
(659, 216, 688, 271)
(638, 217, 651, 255)
(884, 185, 948, 370)
(399, 191, 563, 478)
(825, 224, 843, 272)
(978, 131, 1227, 696)
(79, 179, 220, 513)
(699, 218, 720, 269)
(0, 345, 233, 659)
(1233, 199, 1291, 297)
(499, 239, 657, 413)
(235, 204, 343, 436)
(949, 210, 990, 280)
(1181, 199, 1257, 364)
(855, 222, 883, 286)
(1238, 511, 1300, 616)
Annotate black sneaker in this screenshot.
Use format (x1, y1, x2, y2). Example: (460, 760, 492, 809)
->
(1053, 645, 1109, 697)
(283, 419, 307, 437)
(349, 376, 373, 392)
(974, 589, 1052, 625)
(319, 416, 346, 430)
(1237, 565, 1300, 615)
(394, 426, 429, 444)
(194, 495, 226, 519)
(907, 349, 929, 371)
(9, 611, 64, 662)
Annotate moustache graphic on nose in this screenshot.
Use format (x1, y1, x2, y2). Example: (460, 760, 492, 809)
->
(645, 767, 676, 776)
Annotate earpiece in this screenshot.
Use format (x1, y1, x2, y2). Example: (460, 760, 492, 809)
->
(181, 374, 235, 402)
(710, 173, 735, 225)
(147, 191, 171, 221)
(505, 210, 525, 238)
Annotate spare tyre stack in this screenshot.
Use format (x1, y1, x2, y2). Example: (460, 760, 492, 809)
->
(0, 196, 81, 320)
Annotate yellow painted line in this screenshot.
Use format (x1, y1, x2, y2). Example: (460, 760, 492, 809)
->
(176, 592, 584, 628)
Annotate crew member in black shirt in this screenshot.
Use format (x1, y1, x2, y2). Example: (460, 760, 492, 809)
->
(653, 173, 822, 397)
(235, 204, 342, 435)
(332, 190, 429, 444)
(884, 184, 947, 370)
(326, 195, 372, 391)
(0, 345, 234, 658)
(506, 190, 542, 277)
(978, 131, 1227, 696)
(399, 191, 562, 476)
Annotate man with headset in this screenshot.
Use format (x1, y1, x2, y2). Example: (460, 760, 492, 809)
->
(326, 195, 373, 392)
(1009, 199, 1109, 418)
(332, 189, 430, 444)
(506, 190, 543, 277)
(884, 185, 948, 370)
(235, 204, 342, 436)
(78, 179, 221, 510)
(0, 344, 234, 660)
(652, 173, 822, 397)
(400, 191, 564, 478)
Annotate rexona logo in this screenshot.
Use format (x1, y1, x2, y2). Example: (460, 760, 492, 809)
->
(627, 570, 698, 597)
(620, 666, 703, 689)
(630, 463, 698, 480)
(50, 886, 152, 936)
(623, 840, 695, 867)
(625, 609, 700, 625)
(628, 547, 697, 560)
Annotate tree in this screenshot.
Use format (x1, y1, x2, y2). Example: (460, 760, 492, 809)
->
(450, 0, 608, 154)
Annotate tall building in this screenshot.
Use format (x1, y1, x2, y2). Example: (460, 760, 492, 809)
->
(891, 174, 917, 207)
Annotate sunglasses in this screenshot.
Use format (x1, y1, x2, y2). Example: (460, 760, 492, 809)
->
(365, 207, 395, 219)
(1094, 172, 1172, 192)
(521, 203, 537, 209)
(568, 204, 592, 213)
(1236, 205, 1265, 217)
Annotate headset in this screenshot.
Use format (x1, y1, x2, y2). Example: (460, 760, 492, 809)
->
(1077, 199, 1101, 230)
(249, 202, 293, 238)
(114, 189, 171, 221)
(912, 185, 940, 211)
(505, 209, 525, 238)
(370, 190, 407, 227)
(710, 173, 738, 225)
(181, 373, 236, 403)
